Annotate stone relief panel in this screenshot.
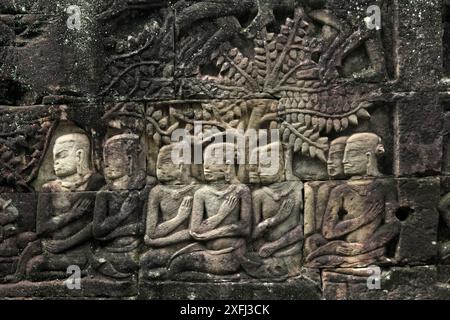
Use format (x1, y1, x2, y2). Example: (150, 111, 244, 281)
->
(0, 194, 36, 279)
(176, 0, 389, 95)
(304, 133, 400, 270)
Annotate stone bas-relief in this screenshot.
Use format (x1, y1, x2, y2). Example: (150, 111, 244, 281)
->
(242, 143, 304, 280)
(305, 133, 400, 269)
(0, 0, 447, 300)
(140, 143, 199, 280)
(0, 196, 36, 277)
(166, 143, 252, 281)
(4, 133, 104, 283)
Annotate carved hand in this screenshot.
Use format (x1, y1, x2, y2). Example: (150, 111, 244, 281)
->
(73, 198, 92, 216)
(121, 192, 139, 214)
(258, 243, 276, 258)
(218, 195, 239, 216)
(43, 239, 69, 254)
(276, 199, 295, 221)
(3, 224, 17, 238)
(336, 242, 364, 256)
(254, 199, 294, 239)
(190, 230, 208, 240)
(177, 196, 193, 220)
(144, 235, 152, 246)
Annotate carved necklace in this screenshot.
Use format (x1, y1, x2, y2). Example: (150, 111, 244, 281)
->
(347, 181, 378, 197)
(161, 184, 197, 200)
(210, 185, 238, 198)
(61, 173, 93, 192)
(262, 182, 296, 202)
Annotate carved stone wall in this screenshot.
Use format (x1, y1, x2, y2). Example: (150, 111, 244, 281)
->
(0, 0, 449, 300)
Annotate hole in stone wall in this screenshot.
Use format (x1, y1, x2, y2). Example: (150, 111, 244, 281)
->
(395, 206, 414, 221)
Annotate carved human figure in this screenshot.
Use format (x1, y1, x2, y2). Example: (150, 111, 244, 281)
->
(6, 133, 104, 282)
(0, 198, 36, 258)
(167, 143, 251, 279)
(140, 144, 199, 280)
(241, 142, 303, 279)
(326, 136, 349, 180)
(306, 133, 399, 268)
(92, 134, 145, 279)
(304, 137, 348, 256)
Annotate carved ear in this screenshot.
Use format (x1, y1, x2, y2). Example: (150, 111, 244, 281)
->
(375, 144, 385, 155)
(128, 155, 133, 176)
(179, 162, 190, 182)
(76, 149, 85, 174)
(76, 149, 83, 161)
(225, 160, 233, 182)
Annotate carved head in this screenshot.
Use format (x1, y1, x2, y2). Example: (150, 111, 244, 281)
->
(53, 133, 91, 178)
(327, 136, 349, 179)
(342, 133, 385, 177)
(103, 134, 141, 186)
(203, 143, 239, 183)
(0, 198, 18, 226)
(249, 142, 284, 184)
(156, 143, 190, 184)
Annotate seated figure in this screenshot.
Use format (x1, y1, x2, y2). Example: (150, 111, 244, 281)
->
(92, 134, 146, 279)
(0, 198, 36, 259)
(6, 133, 104, 282)
(306, 133, 400, 268)
(140, 143, 199, 280)
(242, 142, 303, 280)
(304, 136, 348, 257)
(167, 143, 251, 280)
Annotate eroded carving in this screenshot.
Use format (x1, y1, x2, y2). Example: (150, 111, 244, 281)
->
(305, 133, 399, 268)
(166, 143, 251, 281)
(242, 143, 304, 280)
(140, 144, 199, 280)
(92, 134, 146, 279)
(5, 132, 104, 283)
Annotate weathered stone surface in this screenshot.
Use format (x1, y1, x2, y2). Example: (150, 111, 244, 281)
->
(323, 266, 450, 300)
(443, 110, 450, 175)
(396, 0, 442, 90)
(395, 178, 440, 264)
(395, 93, 443, 176)
(0, 277, 137, 298)
(139, 275, 321, 300)
(0, 193, 36, 278)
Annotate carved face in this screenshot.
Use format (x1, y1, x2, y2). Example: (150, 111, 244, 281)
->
(327, 144, 346, 178)
(104, 143, 130, 181)
(203, 143, 236, 183)
(53, 140, 79, 178)
(203, 163, 228, 183)
(342, 141, 369, 176)
(156, 162, 182, 183)
(342, 133, 383, 177)
(249, 162, 280, 184)
(249, 143, 282, 184)
(248, 164, 260, 184)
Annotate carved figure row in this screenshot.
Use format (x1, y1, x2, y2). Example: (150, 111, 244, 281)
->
(0, 130, 400, 283)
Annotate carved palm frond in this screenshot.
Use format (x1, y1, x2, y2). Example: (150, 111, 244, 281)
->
(200, 8, 373, 162)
